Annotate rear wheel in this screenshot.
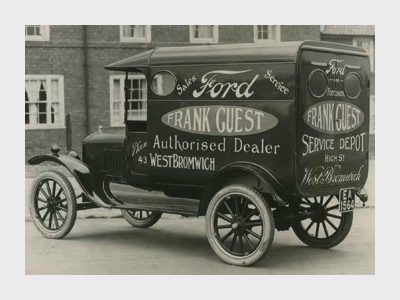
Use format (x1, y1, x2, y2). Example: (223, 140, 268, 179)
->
(292, 195, 353, 248)
(121, 209, 162, 228)
(206, 184, 274, 266)
(29, 170, 77, 239)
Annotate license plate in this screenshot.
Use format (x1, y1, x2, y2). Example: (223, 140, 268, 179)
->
(339, 188, 355, 212)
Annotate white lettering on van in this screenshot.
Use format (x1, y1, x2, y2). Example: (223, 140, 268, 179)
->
(193, 70, 258, 99)
(161, 106, 278, 136)
(303, 101, 364, 134)
(264, 69, 290, 95)
(326, 59, 348, 75)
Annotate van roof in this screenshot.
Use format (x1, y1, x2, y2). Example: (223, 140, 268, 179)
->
(105, 41, 367, 71)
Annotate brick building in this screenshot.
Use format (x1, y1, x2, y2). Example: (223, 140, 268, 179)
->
(26, 25, 374, 160)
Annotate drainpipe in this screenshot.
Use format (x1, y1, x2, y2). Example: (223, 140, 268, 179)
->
(83, 25, 90, 135)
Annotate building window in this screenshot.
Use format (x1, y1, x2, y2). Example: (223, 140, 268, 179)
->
(254, 25, 280, 43)
(110, 74, 147, 127)
(25, 25, 50, 41)
(189, 25, 218, 43)
(25, 75, 64, 129)
(120, 25, 151, 43)
(353, 37, 374, 72)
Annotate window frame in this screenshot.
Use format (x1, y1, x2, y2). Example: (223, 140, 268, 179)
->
(109, 74, 148, 127)
(120, 25, 151, 43)
(189, 25, 219, 44)
(353, 37, 374, 72)
(25, 25, 50, 41)
(25, 74, 65, 130)
(253, 25, 281, 43)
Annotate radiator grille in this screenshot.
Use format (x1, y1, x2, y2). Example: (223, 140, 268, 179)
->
(103, 148, 124, 175)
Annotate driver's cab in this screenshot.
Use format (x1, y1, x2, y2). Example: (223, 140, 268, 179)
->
(106, 49, 178, 184)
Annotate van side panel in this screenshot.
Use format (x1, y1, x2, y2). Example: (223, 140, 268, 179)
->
(296, 50, 370, 196)
(145, 63, 297, 193)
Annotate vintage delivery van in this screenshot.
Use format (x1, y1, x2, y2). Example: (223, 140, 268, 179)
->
(28, 41, 370, 266)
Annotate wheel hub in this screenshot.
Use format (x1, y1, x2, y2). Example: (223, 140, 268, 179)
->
(310, 203, 327, 223)
(231, 218, 247, 234)
(47, 196, 60, 211)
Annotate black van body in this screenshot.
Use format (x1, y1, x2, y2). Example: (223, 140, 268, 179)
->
(83, 41, 369, 208)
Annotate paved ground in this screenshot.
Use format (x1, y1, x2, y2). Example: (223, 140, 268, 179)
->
(25, 207, 374, 275)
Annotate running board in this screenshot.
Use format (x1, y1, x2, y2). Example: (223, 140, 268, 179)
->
(108, 182, 200, 216)
(110, 201, 199, 216)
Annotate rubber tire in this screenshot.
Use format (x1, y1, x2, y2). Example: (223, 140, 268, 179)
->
(206, 184, 275, 266)
(121, 210, 162, 228)
(292, 211, 353, 249)
(29, 170, 77, 239)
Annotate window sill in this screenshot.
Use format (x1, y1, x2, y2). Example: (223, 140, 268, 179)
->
(254, 39, 279, 44)
(190, 39, 218, 44)
(25, 36, 50, 42)
(120, 38, 151, 43)
(25, 125, 66, 131)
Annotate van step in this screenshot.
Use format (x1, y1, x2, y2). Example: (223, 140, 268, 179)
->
(111, 201, 199, 216)
(109, 182, 200, 216)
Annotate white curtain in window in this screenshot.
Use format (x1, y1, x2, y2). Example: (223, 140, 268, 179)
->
(26, 80, 40, 102)
(51, 79, 59, 101)
(51, 103, 59, 124)
(26, 80, 41, 125)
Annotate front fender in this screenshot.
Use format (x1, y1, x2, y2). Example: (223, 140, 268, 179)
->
(28, 154, 112, 208)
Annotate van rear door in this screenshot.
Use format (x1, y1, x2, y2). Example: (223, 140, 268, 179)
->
(296, 48, 370, 196)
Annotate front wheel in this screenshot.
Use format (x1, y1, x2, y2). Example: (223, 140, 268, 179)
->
(206, 184, 274, 266)
(121, 209, 162, 228)
(292, 195, 353, 249)
(29, 170, 77, 239)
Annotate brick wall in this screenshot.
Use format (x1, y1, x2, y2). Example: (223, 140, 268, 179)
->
(219, 25, 254, 44)
(25, 26, 86, 161)
(25, 129, 67, 160)
(321, 36, 353, 45)
(281, 25, 320, 41)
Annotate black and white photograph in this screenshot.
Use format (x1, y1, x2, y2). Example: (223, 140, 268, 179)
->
(2, 0, 399, 298)
(24, 24, 375, 274)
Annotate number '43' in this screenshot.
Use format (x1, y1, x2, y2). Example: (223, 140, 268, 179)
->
(138, 156, 147, 164)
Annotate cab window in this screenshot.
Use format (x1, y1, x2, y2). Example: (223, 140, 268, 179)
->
(110, 73, 147, 131)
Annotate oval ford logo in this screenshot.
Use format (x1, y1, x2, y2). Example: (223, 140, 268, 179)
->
(303, 101, 364, 134)
(161, 105, 278, 136)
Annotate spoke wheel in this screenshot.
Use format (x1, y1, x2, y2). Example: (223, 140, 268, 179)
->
(29, 171, 77, 239)
(292, 195, 353, 249)
(121, 209, 162, 228)
(206, 184, 274, 266)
